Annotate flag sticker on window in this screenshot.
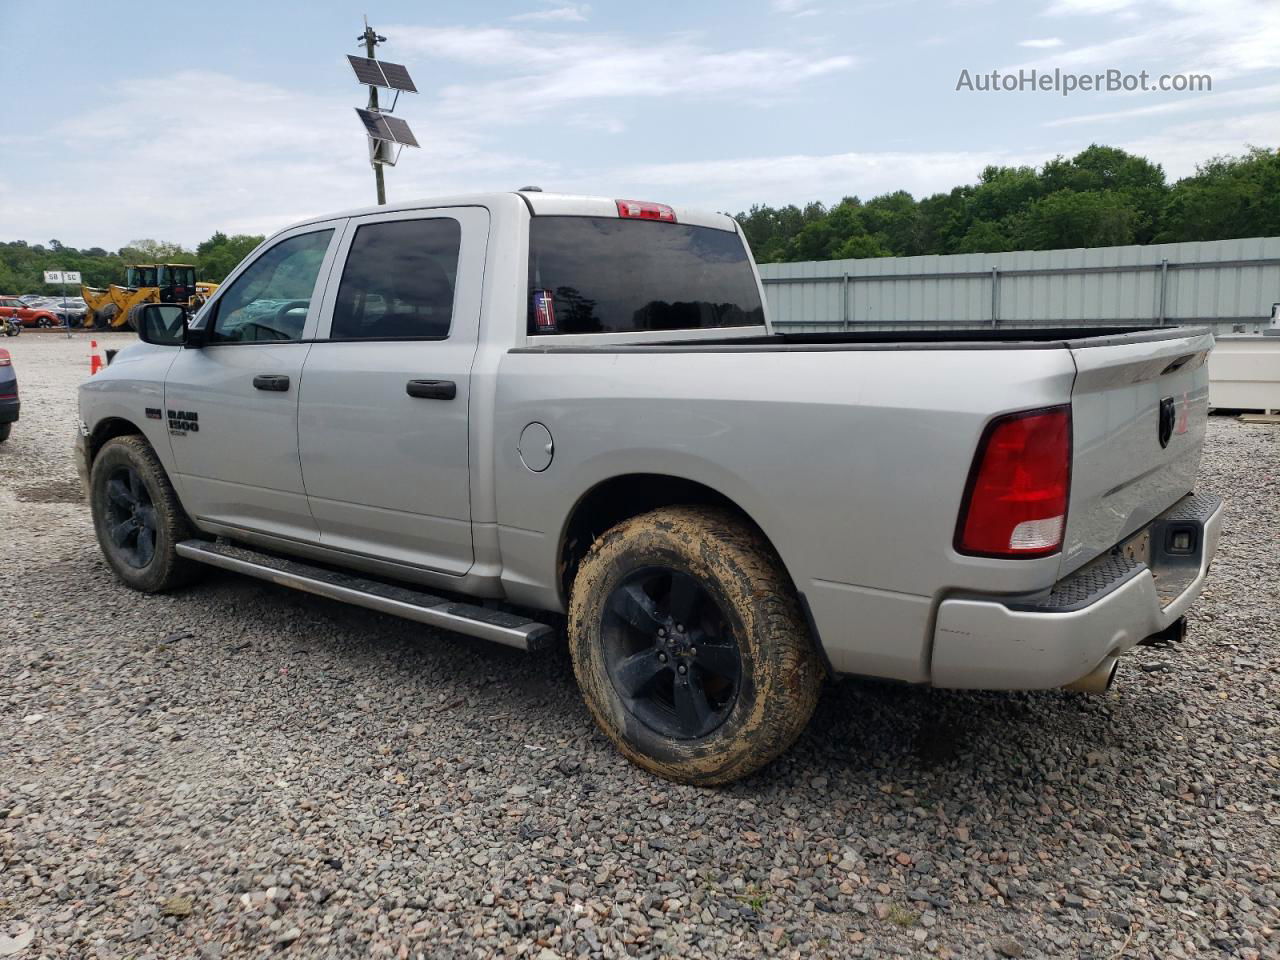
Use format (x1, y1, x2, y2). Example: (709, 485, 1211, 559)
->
(533, 289, 557, 333)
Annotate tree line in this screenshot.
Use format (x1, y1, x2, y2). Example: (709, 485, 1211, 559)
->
(734, 145, 1279, 263)
(1, 144, 1276, 294)
(0, 232, 264, 297)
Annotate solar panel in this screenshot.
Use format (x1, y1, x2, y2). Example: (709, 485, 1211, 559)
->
(354, 109, 420, 148)
(347, 55, 388, 87)
(380, 115, 419, 147)
(377, 61, 418, 93)
(354, 107, 388, 139)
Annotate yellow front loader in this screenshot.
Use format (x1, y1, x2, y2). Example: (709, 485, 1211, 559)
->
(82, 264, 218, 330)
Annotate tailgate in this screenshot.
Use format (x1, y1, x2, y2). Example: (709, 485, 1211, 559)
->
(1061, 327, 1214, 576)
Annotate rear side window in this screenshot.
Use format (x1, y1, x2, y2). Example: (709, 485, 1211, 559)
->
(527, 217, 764, 335)
(330, 218, 460, 340)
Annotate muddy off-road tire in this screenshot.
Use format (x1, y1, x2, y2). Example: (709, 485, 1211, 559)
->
(569, 505, 824, 785)
(90, 435, 202, 592)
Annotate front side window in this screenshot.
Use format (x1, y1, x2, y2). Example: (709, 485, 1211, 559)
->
(527, 217, 764, 335)
(330, 218, 460, 340)
(210, 229, 333, 343)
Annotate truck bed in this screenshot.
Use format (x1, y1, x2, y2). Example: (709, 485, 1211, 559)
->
(500, 322, 1214, 681)
(516, 325, 1204, 352)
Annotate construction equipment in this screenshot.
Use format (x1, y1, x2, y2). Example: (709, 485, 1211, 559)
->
(82, 264, 218, 330)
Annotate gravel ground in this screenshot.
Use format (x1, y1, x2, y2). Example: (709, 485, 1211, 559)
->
(1, 331, 1278, 960)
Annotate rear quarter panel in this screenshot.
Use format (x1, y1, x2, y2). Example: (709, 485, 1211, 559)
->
(493, 345, 1077, 681)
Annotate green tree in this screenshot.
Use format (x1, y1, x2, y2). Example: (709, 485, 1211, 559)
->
(1155, 147, 1280, 242)
(1014, 190, 1139, 249)
(954, 220, 1015, 254)
(119, 238, 193, 263)
(195, 232, 265, 282)
(1041, 145, 1167, 242)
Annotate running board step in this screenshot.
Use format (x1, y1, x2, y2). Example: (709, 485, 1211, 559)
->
(175, 540, 554, 651)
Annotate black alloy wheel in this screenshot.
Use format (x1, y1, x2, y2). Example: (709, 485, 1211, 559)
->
(102, 464, 158, 568)
(601, 567, 742, 740)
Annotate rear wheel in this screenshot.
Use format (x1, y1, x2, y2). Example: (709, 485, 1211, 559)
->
(0, 423, 10, 443)
(569, 506, 823, 785)
(90, 436, 201, 592)
(96, 303, 118, 330)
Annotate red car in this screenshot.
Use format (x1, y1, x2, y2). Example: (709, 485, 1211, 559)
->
(0, 297, 60, 328)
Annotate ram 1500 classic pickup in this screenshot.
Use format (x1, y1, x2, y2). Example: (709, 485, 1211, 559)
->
(77, 191, 1223, 784)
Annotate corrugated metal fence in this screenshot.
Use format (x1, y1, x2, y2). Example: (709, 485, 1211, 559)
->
(757, 236, 1280, 336)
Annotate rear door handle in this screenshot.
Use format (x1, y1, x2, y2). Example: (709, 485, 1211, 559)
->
(252, 374, 290, 392)
(406, 379, 456, 400)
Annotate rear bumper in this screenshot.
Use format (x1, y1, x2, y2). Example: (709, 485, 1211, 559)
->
(931, 492, 1224, 689)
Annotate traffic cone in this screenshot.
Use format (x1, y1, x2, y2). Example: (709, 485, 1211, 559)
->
(89, 340, 102, 375)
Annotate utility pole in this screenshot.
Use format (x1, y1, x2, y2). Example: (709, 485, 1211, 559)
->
(348, 18, 417, 204)
(360, 17, 387, 205)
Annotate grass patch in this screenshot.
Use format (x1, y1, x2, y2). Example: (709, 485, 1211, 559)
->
(886, 904, 918, 927)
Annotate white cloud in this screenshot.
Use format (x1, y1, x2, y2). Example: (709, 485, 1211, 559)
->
(509, 3, 590, 23)
(1044, 81, 1280, 127)
(1116, 109, 1280, 179)
(1019, 37, 1064, 48)
(9, 70, 537, 249)
(772, 0, 821, 15)
(1022, 0, 1280, 83)
(390, 25, 857, 126)
(1044, 0, 1141, 15)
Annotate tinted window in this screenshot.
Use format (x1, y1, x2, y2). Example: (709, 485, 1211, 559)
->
(527, 217, 764, 335)
(210, 229, 333, 343)
(330, 218, 460, 340)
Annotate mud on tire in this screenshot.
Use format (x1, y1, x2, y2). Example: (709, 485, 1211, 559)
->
(569, 505, 824, 785)
(90, 435, 202, 592)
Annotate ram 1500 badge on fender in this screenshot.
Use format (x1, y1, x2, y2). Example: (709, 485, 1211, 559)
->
(77, 192, 1223, 785)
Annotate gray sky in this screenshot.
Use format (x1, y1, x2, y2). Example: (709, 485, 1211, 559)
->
(2, 0, 1276, 249)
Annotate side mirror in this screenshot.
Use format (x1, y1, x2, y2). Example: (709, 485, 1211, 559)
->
(135, 303, 188, 346)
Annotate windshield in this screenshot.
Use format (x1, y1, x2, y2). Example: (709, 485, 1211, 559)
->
(159, 266, 195, 290)
(126, 266, 157, 288)
(527, 217, 764, 336)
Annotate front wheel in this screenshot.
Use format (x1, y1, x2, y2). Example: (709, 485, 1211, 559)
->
(569, 506, 824, 786)
(90, 435, 202, 592)
(36, 317, 52, 328)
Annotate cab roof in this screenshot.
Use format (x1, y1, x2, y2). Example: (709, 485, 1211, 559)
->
(286, 191, 739, 235)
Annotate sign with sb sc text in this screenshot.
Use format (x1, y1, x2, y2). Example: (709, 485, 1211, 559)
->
(43, 270, 82, 284)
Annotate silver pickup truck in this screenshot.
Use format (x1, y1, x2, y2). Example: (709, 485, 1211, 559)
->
(77, 191, 1223, 785)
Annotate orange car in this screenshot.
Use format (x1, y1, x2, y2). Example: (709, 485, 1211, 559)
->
(0, 297, 61, 328)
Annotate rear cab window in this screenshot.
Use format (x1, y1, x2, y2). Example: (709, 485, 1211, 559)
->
(527, 217, 764, 337)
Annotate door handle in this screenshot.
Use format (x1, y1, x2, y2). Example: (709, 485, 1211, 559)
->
(406, 379, 457, 400)
(252, 374, 290, 392)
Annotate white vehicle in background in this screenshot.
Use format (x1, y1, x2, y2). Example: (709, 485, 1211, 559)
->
(77, 191, 1222, 784)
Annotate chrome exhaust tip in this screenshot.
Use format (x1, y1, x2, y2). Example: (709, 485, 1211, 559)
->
(1063, 656, 1119, 694)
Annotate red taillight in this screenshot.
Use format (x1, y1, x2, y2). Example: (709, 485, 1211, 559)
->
(0, 349, 10, 366)
(956, 405, 1071, 558)
(616, 199, 676, 222)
